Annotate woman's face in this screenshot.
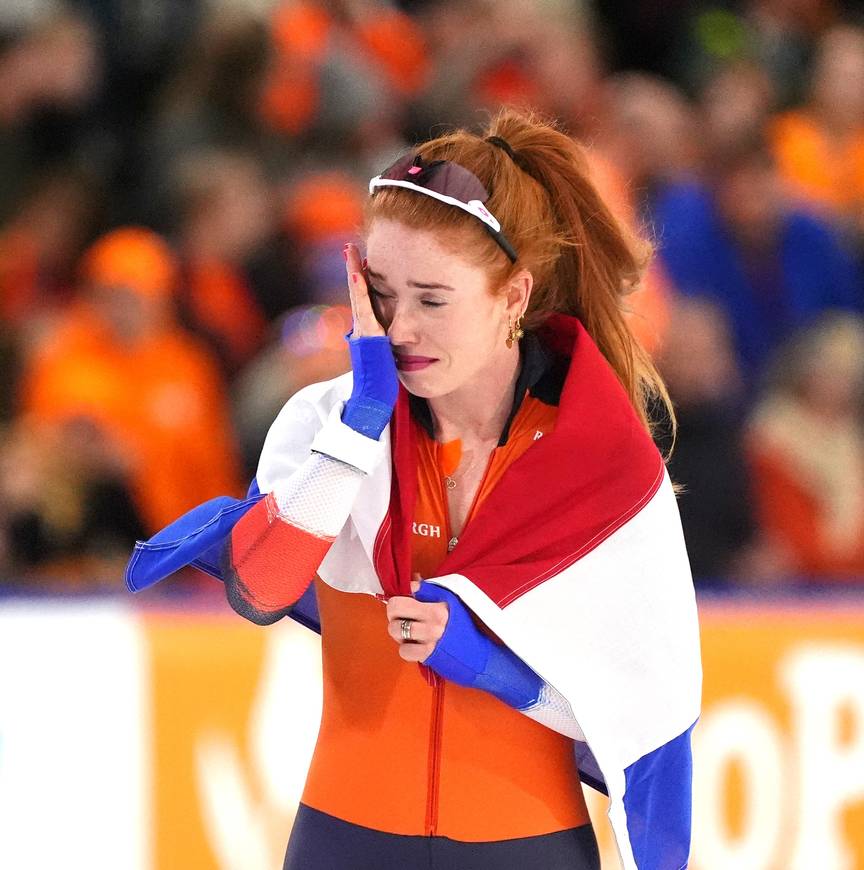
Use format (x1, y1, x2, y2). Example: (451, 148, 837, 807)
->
(364, 219, 514, 400)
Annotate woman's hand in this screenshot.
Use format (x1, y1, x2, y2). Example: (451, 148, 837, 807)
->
(339, 242, 398, 440)
(345, 243, 384, 338)
(386, 578, 450, 662)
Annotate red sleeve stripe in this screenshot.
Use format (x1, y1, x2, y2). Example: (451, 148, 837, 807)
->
(228, 493, 334, 612)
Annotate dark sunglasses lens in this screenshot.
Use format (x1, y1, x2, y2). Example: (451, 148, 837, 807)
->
(378, 155, 489, 203)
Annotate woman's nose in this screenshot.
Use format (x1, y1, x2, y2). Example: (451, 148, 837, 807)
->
(386, 305, 419, 345)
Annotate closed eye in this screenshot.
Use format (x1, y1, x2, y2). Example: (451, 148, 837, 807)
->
(369, 285, 444, 308)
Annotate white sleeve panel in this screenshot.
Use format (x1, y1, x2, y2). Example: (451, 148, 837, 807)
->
(272, 452, 365, 539)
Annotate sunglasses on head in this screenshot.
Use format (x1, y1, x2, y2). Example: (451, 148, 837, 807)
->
(369, 154, 518, 262)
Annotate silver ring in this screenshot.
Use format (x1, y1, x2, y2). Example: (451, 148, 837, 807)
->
(400, 618, 412, 642)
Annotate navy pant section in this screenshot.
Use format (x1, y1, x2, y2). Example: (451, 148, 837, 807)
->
(283, 803, 601, 870)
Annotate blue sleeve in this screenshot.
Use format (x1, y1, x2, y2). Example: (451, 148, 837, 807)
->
(340, 334, 399, 440)
(124, 490, 263, 591)
(414, 580, 543, 710)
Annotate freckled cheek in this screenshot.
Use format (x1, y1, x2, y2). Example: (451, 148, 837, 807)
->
(436, 322, 484, 370)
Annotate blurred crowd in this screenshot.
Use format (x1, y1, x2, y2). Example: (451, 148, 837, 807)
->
(1, 0, 863, 592)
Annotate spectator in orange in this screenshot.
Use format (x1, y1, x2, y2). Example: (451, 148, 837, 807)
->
(351, 3, 429, 97)
(261, 0, 414, 147)
(770, 25, 864, 236)
(747, 313, 864, 581)
(20, 227, 244, 534)
(414, 1, 603, 137)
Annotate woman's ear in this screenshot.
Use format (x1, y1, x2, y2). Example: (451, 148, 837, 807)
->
(504, 269, 533, 318)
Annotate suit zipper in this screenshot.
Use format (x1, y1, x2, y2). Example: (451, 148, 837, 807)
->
(423, 449, 494, 836)
(425, 676, 445, 835)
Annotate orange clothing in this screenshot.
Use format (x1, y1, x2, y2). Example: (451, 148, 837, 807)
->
(748, 450, 864, 577)
(302, 393, 589, 840)
(284, 173, 365, 245)
(770, 110, 864, 217)
(21, 303, 243, 533)
(354, 10, 429, 96)
(747, 400, 864, 579)
(183, 259, 267, 370)
(262, 2, 331, 136)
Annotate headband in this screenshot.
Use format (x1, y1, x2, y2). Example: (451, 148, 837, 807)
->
(369, 153, 518, 262)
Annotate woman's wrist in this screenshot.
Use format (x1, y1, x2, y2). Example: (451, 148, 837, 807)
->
(341, 334, 398, 440)
(415, 580, 543, 710)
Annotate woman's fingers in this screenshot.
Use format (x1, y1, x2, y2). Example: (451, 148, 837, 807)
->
(345, 245, 358, 328)
(386, 616, 442, 645)
(385, 594, 448, 656)
(345, 242, 384, 338)
(386, 594, 427, 622)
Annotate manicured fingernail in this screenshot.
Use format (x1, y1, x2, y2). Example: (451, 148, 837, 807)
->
(342, 249, 348, 262)
(351, 273, 360, 284)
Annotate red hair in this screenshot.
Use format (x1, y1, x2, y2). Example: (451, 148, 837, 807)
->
(366, 108, 674, 440)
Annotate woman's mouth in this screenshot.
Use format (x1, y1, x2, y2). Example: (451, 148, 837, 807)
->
(394, 354, 437, 372)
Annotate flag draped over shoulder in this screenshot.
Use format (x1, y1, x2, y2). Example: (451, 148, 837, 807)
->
(375, 314, 666, 602)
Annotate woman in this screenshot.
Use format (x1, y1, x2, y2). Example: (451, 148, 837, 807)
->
(747, 313, 864, 580)
(128, 110, 701, 869)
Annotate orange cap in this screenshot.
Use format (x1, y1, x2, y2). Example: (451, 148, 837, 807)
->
(81, 227, 178, 298)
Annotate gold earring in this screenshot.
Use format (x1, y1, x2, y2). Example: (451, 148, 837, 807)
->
(506, 315, 524, 349)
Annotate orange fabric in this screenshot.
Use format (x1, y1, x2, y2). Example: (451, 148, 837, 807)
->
(261, 2, 332, 135)
(770, 110, 864, 215)
(749, 446, 864, 578)
(410, 395, 559, 579)
(21, 303, 243, 533)
(474, 58, 541, 110)
(81, 227, 177, 299)
(355, 11, 429, 96)
(184, 259, 267, 368)
(271, 1, 331, 58)
(260, 71, 319, 136)
(283, 174, 365, 244)
(302, 393, 589, 840)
